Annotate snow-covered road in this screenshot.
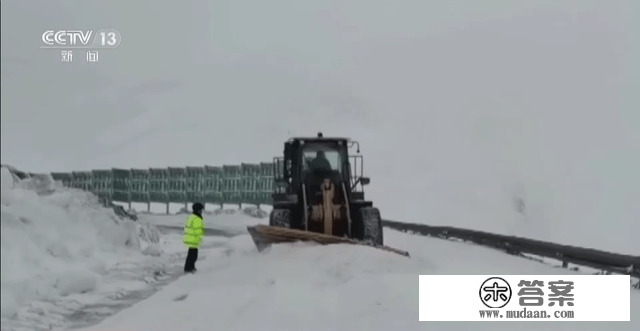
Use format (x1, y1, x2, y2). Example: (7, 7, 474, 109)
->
(92, 221, 639, 331)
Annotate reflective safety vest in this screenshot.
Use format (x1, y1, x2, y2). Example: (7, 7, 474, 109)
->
(183, 214, 204, 248)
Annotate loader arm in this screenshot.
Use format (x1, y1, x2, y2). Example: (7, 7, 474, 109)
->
(302, 183, 309, 231)
(341, 182, 352, 237)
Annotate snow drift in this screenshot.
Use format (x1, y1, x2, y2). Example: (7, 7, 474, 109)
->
(0, 167, 160, 317)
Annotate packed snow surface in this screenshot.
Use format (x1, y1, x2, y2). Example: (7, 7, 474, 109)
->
(93, 229, 639, 331)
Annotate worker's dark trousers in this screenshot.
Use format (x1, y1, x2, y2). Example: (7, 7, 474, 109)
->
(184, 248, 198, 272)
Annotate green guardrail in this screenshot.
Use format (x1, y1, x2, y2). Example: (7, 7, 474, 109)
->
(4, 163, 275, 213)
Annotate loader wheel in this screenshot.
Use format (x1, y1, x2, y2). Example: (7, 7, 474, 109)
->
(359, 207, 383, 246)
(269, 208, 292, 228)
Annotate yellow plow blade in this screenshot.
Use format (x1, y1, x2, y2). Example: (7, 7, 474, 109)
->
(247, 224, 410, 258)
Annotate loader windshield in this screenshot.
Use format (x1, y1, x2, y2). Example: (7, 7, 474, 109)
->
(302, 145, 342, 173)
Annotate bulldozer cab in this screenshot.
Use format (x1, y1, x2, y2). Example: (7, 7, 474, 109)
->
(266, 132, 384, 247)
(301, 142, 346, 180)
(272, 133, 368, 201)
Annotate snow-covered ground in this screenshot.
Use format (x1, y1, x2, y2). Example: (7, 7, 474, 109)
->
(92, 228, 639, 331)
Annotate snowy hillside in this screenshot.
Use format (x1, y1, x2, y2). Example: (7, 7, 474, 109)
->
(2, 1, 638, 254)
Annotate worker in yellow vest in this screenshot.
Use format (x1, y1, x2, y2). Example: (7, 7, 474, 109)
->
(183, 202, 204, 273)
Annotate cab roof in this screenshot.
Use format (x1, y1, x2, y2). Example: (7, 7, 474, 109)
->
(289, 137, 349, 142)
(288, 132, 349, 143)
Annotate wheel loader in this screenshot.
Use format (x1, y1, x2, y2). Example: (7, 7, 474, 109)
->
(247, 133, 409, 257)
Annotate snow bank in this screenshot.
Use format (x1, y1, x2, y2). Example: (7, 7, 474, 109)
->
(0, 167, 160, 317)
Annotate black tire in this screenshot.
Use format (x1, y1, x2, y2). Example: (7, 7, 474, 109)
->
(269, 208, 292, 228)
(359, 207, 383, 246)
